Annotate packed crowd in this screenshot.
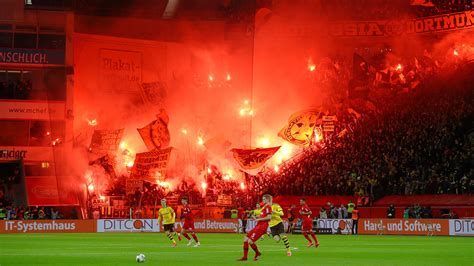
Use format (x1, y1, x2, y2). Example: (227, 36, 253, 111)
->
(255, 49, 473, 201)
(0, 206, 65, 220)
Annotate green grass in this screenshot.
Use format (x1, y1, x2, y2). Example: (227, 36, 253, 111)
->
(0, 233, 472, 265)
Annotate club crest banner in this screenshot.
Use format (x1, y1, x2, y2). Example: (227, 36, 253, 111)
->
(138, 110, 170, 151)
(278, 110, 319, 146)
(231, 146, 280, 170)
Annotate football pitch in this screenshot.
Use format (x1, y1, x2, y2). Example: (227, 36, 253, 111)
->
(0, 233, 472, 266)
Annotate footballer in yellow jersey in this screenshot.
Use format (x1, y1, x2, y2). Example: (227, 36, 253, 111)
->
(158, 198, 178, 247)
(270, 203, 292, 256)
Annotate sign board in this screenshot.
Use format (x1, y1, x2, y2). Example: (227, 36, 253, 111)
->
(0, 100, 65, 120)
(0, 48, 65, 65)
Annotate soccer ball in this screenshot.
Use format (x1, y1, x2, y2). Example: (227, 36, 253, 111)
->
(136, 254, 146, 263)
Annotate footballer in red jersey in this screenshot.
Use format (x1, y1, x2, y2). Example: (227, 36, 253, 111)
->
(299, 198, 319, 248)
(238, 194, 273, 261)
(180, 197, 200, 247)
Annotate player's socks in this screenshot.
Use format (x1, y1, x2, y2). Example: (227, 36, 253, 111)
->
(282, 235, 291, 253)
(167, 232, 175, 242)
(191, 233, 199, 243)
(250, 243, 260, 254)
(242, 241, 249, 259)
(310, 232, 319, 246)
(182, 232, 191, 240)
(303, 232, 312, 243)
(177, 232, 182, 241)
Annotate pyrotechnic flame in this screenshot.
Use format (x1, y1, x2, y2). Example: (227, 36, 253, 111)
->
(248, 109, 254, 116)
(274, 165, 279, 172)
(45, 131, 50, 136)
(257, 137, 270, 148)
(197, 136, 204, 146)
(119, 142, 126, 150)
(87, 118, 98, 126)
(223, 174, 231, 181)
(244, 100, 249, 105)
(314, 128, 323, 143)
(453, 50, 459, 56)
(126, 160, 134, 168)
(99, 195, 106, 200)
(201, 182, 208, 189)
(207, 167, 212, 174)
(308, 64, 316, 72)
(88, 184, 94, 192)
(208, 75, 213, 81)
(181, 129, 188, 135)
(226, 73, 231, 81)
(157, 181, 172, 190)
(240, 182, 246, 190)
(396, 64, 402, 71)
(239, 109, 246, 116)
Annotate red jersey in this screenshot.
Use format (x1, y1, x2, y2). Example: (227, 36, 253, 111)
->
(257, 204, 272, 226)
(300, 204, 312, 219)
(181, 205, 194, 222)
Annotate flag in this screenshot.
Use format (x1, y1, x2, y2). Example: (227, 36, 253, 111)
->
(89, 154, 117, 179)
(231, 146, 280, 170)
(278, 110, 319, 146)
(138, 109, 170, 151)
(89, 129, 124, 156)
(130, 147, 173, 181)
(349, 53, 370, 99)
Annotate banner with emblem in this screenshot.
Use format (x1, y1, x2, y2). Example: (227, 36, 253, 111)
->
(137, 109, 171, 151)
(130, 147, 173, 181)
(88, 129, 124, 157)
(231, 146, 280, 170)
(278, 110, 320, 146)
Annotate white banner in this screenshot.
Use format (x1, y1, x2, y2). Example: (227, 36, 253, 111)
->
(0, 100, 65, 120)
(316, 219, 353, 234)
(97, 219, 160, 232)
(449, 219, 474, 236)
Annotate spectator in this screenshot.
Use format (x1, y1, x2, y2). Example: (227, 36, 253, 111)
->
(51, 208, 59, 220)
(341, 204, 348, 219)
(347, 201, 355, 218)
(319, 207, 327, 219)
(387, 204, 396, 218)
(351, 206, 359, 235)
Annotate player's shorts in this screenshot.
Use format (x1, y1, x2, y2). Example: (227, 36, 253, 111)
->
(270, 222, 285, 237)
(288, 217, 295, 223)
(182, 220, 195, 231)
(302, 218, 313, 231)
(247, 223, 268, 242)
(163, 223, 174, 232)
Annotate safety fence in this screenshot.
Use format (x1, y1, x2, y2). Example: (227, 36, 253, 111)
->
(0, 218, 472, 236)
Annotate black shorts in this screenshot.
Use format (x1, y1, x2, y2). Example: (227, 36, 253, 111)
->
(270, 222, 285, 237)
(163, 223, 174, 232)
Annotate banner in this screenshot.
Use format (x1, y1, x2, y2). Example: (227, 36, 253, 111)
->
(0, 220, 95, 234)
(449, 219, 474, 236)
(316, 219, 353, 234)
(329, 10, 474, 37)
(359, 219, 449, 236)
(231, 146, 280, 170)
(137, 110, 171, 151)
(130, 147, 173, 181)
(175, 219, 240, 233)
(97, 219, 160, 232)
(278, 110, 320, 146)
(99, 49, 142, 94)
(88, 129, 123, 157)
(0, 48, 65, 65)
(140, 82, 167, 106)
(0, 100, 65, 120)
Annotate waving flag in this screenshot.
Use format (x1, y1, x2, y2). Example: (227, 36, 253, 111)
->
(138, 109, 170, 151)
(278, 110, 319, 146)
(231, 146, 280, 170)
